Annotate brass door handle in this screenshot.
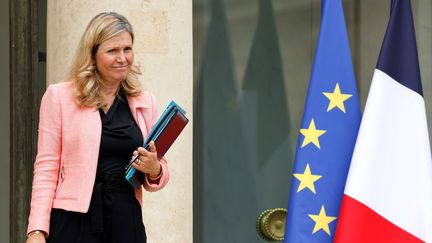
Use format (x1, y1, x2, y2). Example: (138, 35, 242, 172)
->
(256, 208, 287, 241)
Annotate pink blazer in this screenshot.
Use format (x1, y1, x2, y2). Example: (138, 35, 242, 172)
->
(27, 82, 169, 235)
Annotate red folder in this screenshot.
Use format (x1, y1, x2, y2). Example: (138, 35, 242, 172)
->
(154, 110, 189, 160)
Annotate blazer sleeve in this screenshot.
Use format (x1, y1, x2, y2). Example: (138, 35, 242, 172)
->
(142, 93, 170, 192)
(27, 85, 62, 235)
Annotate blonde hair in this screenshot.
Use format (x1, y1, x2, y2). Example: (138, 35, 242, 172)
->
(68, 12, 142, 108)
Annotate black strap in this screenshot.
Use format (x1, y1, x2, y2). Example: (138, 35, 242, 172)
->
(89, 170, 134, 233)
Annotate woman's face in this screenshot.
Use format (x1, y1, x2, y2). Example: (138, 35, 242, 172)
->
(95, 31, 134, 85)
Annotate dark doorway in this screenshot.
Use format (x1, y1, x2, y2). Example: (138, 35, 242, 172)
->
(0, 0, 10, 241)
(10, 0, 47, 242)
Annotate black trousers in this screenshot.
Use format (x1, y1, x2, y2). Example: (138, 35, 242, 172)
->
(47, 171, 146, 243)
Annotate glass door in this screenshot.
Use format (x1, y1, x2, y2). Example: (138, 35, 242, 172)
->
(194, 1, 317, 242)
(193, 0, 432, 242)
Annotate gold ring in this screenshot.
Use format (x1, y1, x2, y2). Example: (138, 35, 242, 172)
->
(136, 159, 141, 165)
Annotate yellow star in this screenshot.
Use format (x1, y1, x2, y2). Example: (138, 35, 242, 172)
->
(293, 163, 322, 194)
(308, 205, 337, 235)
(299, 119, 327, 149)
(323, 83, 352, 113)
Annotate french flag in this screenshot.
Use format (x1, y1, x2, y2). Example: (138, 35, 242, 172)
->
(334, 0, 432, 243)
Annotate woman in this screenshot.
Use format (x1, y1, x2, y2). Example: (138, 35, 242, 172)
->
(26, 12, 169, 243)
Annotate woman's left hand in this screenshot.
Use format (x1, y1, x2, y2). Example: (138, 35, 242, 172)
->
(131, 141, 162, 177)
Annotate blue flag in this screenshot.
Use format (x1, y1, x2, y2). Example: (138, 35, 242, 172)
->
(284, 0, 361, 242)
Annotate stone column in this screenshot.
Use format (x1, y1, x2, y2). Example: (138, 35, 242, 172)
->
(47, 1, 193, 242)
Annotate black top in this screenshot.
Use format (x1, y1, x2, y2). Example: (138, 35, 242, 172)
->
(97, 92, 143, 174)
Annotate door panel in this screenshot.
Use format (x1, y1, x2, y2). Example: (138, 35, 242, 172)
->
(194, 0, 314, 242)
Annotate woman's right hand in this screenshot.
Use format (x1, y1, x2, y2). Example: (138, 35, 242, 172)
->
(26, 231, 46, 243)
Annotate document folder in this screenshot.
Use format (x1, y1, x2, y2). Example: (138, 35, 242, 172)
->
(125, 101, 189, 189)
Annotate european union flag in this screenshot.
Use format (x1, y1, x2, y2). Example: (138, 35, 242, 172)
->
(284, 0, 361, 242)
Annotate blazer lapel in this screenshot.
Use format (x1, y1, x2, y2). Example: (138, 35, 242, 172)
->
(127, 94, 151, 139)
